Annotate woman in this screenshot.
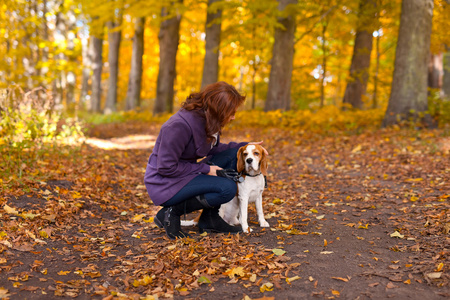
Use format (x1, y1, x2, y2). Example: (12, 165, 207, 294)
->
(144, 81, 259, 239)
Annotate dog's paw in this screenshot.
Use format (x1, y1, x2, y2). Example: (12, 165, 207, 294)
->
(259, 220, 270, 227)
(242, 226, 253, 233)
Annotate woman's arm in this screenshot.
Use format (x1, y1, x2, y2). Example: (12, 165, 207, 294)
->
(156, 122, 210, 177)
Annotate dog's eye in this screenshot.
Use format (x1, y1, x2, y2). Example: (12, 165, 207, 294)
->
(243, 153, 248, 157)
(254, 152, 259, 156)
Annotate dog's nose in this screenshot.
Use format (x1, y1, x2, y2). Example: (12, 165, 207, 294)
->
(246, 158, 253, 164)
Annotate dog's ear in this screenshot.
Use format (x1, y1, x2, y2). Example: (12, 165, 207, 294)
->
(258, 145, 268, 176)
(236, 146, 245, 173)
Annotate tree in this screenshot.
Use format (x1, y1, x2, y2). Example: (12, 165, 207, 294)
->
(342, 0, 378, 109)
(265, 0, 298, 111)
(90, 31, 104, 113)
(125, 17, 146, 111)
(154, 0, 184, 115)
(201, 0, 222, 89)
(382, 0, 434, 127)
(444, 47, 450, 98)
(104, 13, 123, 114)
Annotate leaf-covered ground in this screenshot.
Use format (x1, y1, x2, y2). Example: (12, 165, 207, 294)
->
(1, 123, 449, 299)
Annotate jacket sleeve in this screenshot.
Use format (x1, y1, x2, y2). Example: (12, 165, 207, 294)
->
(156, 121, 210, 177)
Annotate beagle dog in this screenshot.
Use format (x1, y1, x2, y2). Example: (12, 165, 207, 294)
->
(219, 144, 270, 233)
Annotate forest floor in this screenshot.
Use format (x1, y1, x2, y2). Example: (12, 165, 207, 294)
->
(1, 122, 449, 300)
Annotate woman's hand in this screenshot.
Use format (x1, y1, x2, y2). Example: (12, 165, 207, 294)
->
(248, 141, 269, 156)
(208, 165, 223, 176)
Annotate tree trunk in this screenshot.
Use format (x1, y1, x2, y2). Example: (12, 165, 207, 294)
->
(90, 34, 104, 113)
(80, 32, 92, 104)
(320, 22, 327, 108)
(372, 32, 380, 108)
(382, 0, 434, 127)
(154, 0, 183, 115)
(201, 0, 222, 89)
(104, 19, 122, 114)
(125, 17, 146, 111)
(444, 48, 450, 98)
(40, 0, 49, 85)
(343, 0, 377, 110)
(427, 52, 442, 89)
(265, 0, 297, 112)
(65, 9, 77, 107)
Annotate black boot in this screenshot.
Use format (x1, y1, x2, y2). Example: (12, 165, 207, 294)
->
(198, 204, 243, 234)
(154, 207, 166, 228)
(156, 196, 206, 240)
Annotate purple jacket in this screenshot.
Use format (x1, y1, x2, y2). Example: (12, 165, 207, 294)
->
(144, 109, 247, 205)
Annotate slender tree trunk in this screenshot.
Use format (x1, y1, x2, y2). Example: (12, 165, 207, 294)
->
(382, 0, 434, 127)
(65, 9, 77, 107)
(320, 22, 327, 108)
(40, 0, 49, 86)
(343, 0, 377, 110)
(265, 0, 298, 112)
(125, 17, 146, 111)
(80, 31, 92, 104)
(201, 0, 222, 89)
(427, 53, 443, 90)
(53, 5, 66, 109)
(372, 32, 380, 108)
(443, 46, 450, 98)
(90, 34, 104, 113)
(154, 0, 183, 115)
(104, 19, 122, 114)
(251, 65, 257, 109)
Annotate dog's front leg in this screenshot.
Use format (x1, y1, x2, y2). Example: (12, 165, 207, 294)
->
(256, 192, 269, 228)
(238, 195, 251, 233)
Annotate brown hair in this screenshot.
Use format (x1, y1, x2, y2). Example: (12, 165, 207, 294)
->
(182, 81, 245, 143)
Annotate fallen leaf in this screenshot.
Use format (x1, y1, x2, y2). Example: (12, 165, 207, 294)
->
(3, 204, 18, 215)
(331, 290, 340, 296)
(426, 272, 442, 279)
(386, 282, 397, 289)
(198, 276, 211, 284)
(286, 276, 301, 284)
(272, 248, 286, 256)
(260, 282, 273, 292)
(332, 277, 349, 282)
(320, 251, 334, 255)
(390, 231, 404, 239)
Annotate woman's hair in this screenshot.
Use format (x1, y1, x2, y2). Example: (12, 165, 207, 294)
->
(182, 81, 245, 142)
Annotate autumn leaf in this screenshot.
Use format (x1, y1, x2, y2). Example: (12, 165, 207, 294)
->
(390, 231, 404, 239)
(260, 282, 274, 292)
(272, 249, 286, 256)
(224, 267, 245, 279)
(3, 204, 18, 215)
(331, 290, 340, 296)
(57, 271, 71, 275)
(286, 276, 301, 284)
(332, 277, 349, 282)
(198, 276, 212, 284)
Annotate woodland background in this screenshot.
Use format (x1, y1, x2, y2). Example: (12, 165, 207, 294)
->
(0, 0, 449, 119)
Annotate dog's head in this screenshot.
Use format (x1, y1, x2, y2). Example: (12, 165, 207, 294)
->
(237, 144, 268, 176)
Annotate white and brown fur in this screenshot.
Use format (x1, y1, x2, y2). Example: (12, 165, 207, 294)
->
(219, 144, 269, 233)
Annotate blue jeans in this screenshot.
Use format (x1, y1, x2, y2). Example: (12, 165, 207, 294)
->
(163, 148, 238, 207)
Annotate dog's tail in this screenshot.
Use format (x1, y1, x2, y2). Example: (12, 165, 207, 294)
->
(180, 219, 198, 226)
(180, 214, 200, 226)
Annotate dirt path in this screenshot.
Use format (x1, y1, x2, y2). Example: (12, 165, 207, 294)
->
(0, 126, 449, 299)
